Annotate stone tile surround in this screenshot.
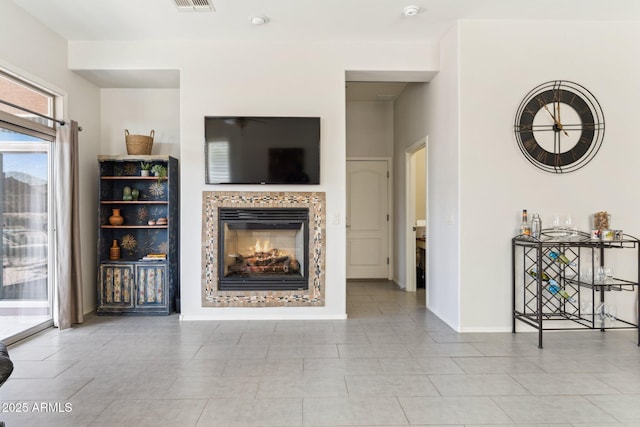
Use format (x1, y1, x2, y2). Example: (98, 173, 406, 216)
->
(202, 191, 326, 307)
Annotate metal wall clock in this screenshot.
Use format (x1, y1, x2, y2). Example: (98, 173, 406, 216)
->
(514, 80, 605, 173)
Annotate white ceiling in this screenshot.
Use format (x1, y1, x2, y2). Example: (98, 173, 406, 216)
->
(10, 0, 640, 95)
(11, 0, 640, 43)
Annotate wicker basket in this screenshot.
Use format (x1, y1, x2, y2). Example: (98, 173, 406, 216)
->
(125, 129, 154, 155)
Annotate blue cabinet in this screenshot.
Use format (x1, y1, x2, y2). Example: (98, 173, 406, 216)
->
(99, 263, 134, 310)
(135, 263, 168, 308)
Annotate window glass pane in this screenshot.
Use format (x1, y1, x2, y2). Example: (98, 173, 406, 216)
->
(0, 72, 54, 127)
(0, 127, 51, 341)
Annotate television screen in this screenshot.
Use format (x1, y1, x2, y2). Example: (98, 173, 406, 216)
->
(204, 116, 320, 184)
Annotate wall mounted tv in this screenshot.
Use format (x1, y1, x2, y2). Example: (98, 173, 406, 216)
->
(204, 116, 320, 185)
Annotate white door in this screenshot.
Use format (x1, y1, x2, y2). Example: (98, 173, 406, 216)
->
(347, 160, 390, 278)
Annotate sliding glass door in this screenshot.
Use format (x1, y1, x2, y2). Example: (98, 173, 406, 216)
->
(0, 127, 52, 342)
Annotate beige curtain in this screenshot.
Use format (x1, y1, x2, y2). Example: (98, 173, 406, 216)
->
(55, 121, 83, 329)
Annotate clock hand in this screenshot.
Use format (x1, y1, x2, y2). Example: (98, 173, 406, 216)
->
(542, 103, 559, 124)
(538, 98, 570, 136)
(556, 101, 569, 137)
(542, 103, 570, 136)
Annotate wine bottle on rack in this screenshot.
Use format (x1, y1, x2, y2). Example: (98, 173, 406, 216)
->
(547, 281, 576, 302)
(547, 251, 576, 266)
(528, 267, 576, 302)
(528, 267, 550, 281)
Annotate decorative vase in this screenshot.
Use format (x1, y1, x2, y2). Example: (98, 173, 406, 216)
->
(131, 188, 139, 201)
(109, 208, 124, 226)
(109, 239, 121, 260)
(122, 186, 133, 201)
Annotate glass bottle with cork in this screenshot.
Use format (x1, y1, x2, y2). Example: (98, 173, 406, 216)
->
(520, 209, 531, 237)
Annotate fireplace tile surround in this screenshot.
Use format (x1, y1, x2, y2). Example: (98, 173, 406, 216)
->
(202, 191, 326, 307)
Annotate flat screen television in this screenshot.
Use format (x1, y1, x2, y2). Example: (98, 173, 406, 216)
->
(204, 116, 320, 184)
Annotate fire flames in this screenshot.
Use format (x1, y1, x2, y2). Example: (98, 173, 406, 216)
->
(249, 240, 288, 258)
(251, 240, 272, 254)
(226, 239, 300, 276)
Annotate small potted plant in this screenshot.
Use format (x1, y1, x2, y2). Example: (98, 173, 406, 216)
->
(150, 164, 167, 183)
(140, 162, 151, 177)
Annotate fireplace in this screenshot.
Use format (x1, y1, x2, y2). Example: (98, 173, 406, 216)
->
(202, 191, 325, 307)
(218, 208, 309, 291)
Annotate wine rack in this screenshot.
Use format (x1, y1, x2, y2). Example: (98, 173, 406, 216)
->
(512, 229, 640, 348)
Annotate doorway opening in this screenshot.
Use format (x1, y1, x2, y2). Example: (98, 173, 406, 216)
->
(405, 139, 427, 294)
(344, 71, 435, 310)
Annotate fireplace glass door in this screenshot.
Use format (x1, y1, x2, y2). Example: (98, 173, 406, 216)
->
(219, 208, 309, 290)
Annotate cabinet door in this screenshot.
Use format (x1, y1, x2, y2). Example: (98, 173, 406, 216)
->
(99, 264, 135, 309)
(135, 264, 167, 308)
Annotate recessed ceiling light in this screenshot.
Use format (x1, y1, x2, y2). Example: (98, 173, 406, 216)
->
(250, 15, 269, 25)
(403, 5, 420, 16)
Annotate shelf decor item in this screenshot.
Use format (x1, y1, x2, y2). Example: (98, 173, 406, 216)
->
(125, 129, 154, 155)
(150, 164, 167, 183)
(109, 208, 124, 226)
(109, 240, 121, 260)
(122, 186, 133, 201)
(593, 211, 611, 230)
(140, 162, 151, 176)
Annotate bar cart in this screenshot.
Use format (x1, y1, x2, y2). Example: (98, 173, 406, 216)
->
(512, 229, 640, 348)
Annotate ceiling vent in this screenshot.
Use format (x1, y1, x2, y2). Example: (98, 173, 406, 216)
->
(174, 0, 214, 12)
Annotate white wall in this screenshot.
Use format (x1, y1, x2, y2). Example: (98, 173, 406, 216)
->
(393, 83, 429, 288)
(100, 89, 180, 158)
(0, 1, 101, 313)
(422, 25, 461, 329)
(68, 40, 439, 319)
(458, 20, 640, 331)
(346, 101, 393, 158)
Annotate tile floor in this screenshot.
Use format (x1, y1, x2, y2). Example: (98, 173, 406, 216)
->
(1, 280, 640, 426)
(0, 314, 50, 342)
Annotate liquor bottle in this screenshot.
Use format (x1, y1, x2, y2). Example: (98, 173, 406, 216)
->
(547, 251, 576, 266)
(531, 213, 542, 239)
(520, 209, 531, 236)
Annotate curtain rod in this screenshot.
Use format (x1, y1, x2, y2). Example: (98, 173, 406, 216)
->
(0, 98, 82, 131)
